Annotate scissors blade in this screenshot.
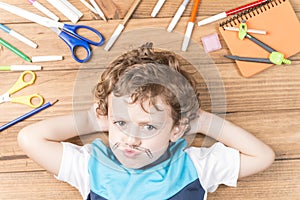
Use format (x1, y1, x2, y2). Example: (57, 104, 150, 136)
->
(0, 93, 10, 104)
(49, 27, 61, 35)
(0, 2, 62, 28)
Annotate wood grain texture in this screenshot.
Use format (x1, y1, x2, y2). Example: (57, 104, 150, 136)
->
(0, 0, 299, 199)
(0, 160, 299, 200)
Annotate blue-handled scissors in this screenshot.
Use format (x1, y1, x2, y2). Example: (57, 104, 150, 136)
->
(0, 2, 104, 63)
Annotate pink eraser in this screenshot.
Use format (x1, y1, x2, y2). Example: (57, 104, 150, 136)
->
(201, 33, 222, 53)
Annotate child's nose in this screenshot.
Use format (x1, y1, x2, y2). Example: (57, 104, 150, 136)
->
(125, 135, 141, 146)
(123, 125, 141, 145)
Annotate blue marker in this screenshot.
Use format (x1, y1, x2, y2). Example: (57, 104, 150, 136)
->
(0, 23, 38, 48)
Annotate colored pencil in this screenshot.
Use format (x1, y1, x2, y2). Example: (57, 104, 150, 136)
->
(104, 0, 142, 51)
(0, 100, 58, 132)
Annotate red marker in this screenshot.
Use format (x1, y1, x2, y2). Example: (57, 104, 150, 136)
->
(198, 0, 268, 26)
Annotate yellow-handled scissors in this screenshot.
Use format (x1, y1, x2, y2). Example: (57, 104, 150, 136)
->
(0, 71, 44, 108)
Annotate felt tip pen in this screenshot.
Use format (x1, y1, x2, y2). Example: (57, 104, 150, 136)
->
(0, 24, 38, 48)
(79, 0, 97, 14)
(0, 100, 58, 132)
(151, 0, 166, 17)
(27, 0, 59, 21)
(0, 65, 42, 71)
(198, 0, 268, 26)
(46, 0, 82, 24)
(31, 55, 63, 62)
(167, 0, 190, 32)
(90, 0, 107, 21)
(182, 0, 201, 51)
(0, 38, 31, 62)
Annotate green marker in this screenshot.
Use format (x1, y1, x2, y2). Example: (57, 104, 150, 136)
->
(0, 37, 31, 62)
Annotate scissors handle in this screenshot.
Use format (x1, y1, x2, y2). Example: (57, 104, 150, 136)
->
(7, 71, 36, 95)
(62, 24, 105, 46)
(10, 93, 44, 108)
(58, 31, 92, 63)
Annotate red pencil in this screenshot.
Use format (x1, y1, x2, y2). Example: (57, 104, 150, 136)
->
(198, 0, 268, 26)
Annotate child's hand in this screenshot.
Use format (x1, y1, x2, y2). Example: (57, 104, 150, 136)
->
(17, 103, 108, 176)
(187, 109, 208, 135)
(187, 109, 275, 178)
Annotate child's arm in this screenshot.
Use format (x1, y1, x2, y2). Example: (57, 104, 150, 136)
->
(189, 109, 275, 178)
(18, 104, 108, 176)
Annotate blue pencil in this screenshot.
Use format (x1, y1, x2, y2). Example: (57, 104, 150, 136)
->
(0, 100, 58, 132)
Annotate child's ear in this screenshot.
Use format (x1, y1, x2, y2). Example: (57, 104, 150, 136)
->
(170, 118, 189, 142)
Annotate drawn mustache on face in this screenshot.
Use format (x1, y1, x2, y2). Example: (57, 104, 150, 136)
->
(112, 142, 153, 159)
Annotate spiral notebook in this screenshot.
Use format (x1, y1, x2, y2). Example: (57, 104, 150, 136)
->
(219, 0, 300, 77)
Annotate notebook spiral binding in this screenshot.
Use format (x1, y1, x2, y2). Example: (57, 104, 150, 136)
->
(219, 0, 285, 29)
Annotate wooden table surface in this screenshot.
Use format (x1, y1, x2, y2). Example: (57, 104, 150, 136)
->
(0, 0, 299, 199)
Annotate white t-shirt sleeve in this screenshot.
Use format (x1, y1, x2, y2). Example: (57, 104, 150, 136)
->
(185, 142, 240, 193)
(55, 142, 91, 199)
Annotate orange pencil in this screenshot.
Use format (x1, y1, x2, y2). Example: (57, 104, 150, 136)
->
(181, 0, 200, 51)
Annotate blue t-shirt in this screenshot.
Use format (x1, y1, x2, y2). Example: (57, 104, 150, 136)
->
(56, 139, 240, 200)
(87, 138, 205, 200)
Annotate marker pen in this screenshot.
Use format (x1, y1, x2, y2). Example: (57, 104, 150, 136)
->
(0, 23, 38, 48)
(27, 0, 60, 21)
(0, 38, 31, 62)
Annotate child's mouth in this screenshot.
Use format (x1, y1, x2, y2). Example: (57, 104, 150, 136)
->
(123, 149, 139, 158)
(112, 142, 153, 159)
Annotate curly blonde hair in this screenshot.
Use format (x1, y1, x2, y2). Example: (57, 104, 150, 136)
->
(95, 42, 200, 125)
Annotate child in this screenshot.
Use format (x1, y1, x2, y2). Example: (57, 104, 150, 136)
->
(18, 43, 275, 200)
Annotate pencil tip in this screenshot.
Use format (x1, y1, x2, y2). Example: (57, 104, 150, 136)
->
(52, 99, 59, 105)
(224, 55, 235, 59)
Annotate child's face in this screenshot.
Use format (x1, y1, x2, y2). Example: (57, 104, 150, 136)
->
(107, 93, 182, 169)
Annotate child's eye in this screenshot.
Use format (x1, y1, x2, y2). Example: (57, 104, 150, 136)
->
(144, 124, 157, 131)
(114, 121, 126, 127)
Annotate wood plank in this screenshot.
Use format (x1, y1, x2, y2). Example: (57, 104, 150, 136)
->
(1, 109, 299, 173)
(0, 60, 299, 114)
(209, 159, 300, 200)
(0, 0, 299, 199)
(0, 159, 299, 200)
(0, 17, 299, 68)
(1, 17, 299, 114)
(1, 64, 299, 125)
(0, 170, 81, 200)
(0, 0, 298, 23)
